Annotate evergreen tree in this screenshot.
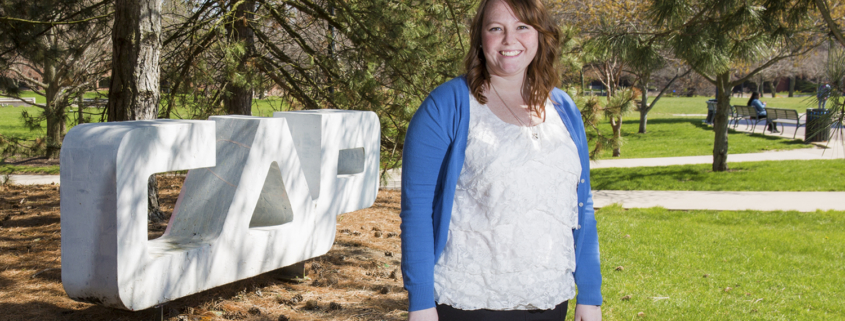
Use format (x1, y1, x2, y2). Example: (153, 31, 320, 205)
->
(159, 0, 475, 173)
(107, 0, 165, 221)
(0, 0, 111, 159)
(650, 0, 821, 171)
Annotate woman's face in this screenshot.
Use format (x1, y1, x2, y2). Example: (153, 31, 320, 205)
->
(481, 0, 539, 79)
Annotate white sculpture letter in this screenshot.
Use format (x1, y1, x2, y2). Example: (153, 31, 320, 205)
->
(60, 111, 380, 310)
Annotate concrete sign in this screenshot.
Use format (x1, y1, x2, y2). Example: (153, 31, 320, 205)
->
(60, 111, 379, 310)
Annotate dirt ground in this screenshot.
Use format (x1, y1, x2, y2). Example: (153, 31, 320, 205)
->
(1, 156, 60, 167)
(0, 176, 408, 321)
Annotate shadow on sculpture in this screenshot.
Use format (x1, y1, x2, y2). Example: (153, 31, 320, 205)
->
(60, 110, 380, 310)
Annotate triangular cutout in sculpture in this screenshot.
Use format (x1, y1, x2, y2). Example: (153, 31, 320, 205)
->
(249, 161, 294, 228)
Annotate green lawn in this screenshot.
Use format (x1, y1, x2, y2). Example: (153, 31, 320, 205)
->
(0, 91, 291, 140)
(646, 96, 819, 117)
(582, 95, 819, 159)
(0, 164, 60, 175)
(0, 105, 45, 140)
(589, 205, 845, 320)
(587, 118, 810, 159)
(591, 160, 845, 192)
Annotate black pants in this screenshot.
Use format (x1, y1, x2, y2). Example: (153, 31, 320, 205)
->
(758, 115, 777, 132)
(436, 301, 568, 321)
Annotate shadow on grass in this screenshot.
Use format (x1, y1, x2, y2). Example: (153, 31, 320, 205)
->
(624, 118, 700, 126)
(691, 120, 808, 145)
(587, 118, 703, 139)
(592, 167, 706, 190)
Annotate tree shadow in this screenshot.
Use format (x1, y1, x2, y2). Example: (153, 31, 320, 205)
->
(691, 120, 808, 146)
(592, 167, 706, 190)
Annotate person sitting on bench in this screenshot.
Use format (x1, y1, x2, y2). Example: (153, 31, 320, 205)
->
(747, 92, 778, 133)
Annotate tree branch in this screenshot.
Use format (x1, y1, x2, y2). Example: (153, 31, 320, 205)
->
(814, 0, 845, 47)
(7, 67, 48, 89)
(0, 13, 112, 25)
(648, 68, 692, 111)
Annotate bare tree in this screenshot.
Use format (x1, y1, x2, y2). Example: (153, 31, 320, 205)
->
(0, 6, 111, 159)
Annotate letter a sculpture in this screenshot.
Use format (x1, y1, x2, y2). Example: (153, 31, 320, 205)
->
(60, 110, 379, 310)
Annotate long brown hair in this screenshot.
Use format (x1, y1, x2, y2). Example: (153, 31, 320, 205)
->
(464, 0, 561, 115)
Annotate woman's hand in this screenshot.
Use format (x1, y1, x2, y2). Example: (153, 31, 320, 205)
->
(408, 307, 438, 321)
(574, 304, 601, 321)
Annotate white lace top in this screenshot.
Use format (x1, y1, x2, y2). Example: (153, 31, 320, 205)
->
(433, 95, 582, 310)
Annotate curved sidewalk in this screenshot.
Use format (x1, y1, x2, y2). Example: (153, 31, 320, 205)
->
(6, 174, 61, 185)
(588, 124, 845, 212)
(592, 190, 845, 212)
(9, 140, 845, 212)
(590, 145, 844, 169)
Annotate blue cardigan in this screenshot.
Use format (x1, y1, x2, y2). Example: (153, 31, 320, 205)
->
(400, 76, 602, 312)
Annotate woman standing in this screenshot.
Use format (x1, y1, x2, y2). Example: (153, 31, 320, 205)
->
(400, 0, 602, 320)
(747, 92, 779, 133)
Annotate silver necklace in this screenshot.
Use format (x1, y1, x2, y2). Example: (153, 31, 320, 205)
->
(491, 83, 539, 140)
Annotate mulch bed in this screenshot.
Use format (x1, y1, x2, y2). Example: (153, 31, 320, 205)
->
(0, 177, 407, 321)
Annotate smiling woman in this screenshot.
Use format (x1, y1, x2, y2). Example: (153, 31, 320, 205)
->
(400, 0, 603, 320)
(479, 0, 539, 80)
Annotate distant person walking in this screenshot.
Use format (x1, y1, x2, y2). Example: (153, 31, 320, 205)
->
(748, 92, 779, 133)
(817, 82, 831, 109)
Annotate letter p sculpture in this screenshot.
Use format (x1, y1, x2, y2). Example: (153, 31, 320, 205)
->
(59, 111, 380, 310)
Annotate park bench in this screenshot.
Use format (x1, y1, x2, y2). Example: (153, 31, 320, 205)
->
(731, 105, 764, 131)
(765, 107, 805, 139)
(0, 97, 36, 107)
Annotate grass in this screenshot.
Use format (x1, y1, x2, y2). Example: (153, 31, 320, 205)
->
(645, 96, 820, 117)
(594, 205, 845, 320)
(0, 91, 291, 138)
(587, 118, 810, 159)
(581, 95, 819, 159)
(0, 164, 61, 175)
(591, 160, 845, 192)
(0, 105, 45, 140)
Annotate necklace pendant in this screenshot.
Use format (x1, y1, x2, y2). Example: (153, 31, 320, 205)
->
(532, 132, 539, 139)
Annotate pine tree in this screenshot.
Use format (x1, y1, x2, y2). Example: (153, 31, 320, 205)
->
(650, 0, 820, 171)
(0, 0, 111, 159)
(107, 0, 165, 222)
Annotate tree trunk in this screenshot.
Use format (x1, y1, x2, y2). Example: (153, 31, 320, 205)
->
(107, 0, 164, 222)
(611, 116, 622, 157)
(712, 72, 732, 172)
(77, 94, 85, 124)
(580, 69, 585, 94)
(107, 0, 161, 122)
(43, 64, 62, 159)
(638, 110, 648, 134)
(44, 106, 65, 159)
(224, 0, 255, 115)
(638, 81, 649, 134)
(769, 79, 777, 98)
(788, 76, 795, 97)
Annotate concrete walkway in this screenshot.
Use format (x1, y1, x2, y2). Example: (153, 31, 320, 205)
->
(587, 121, 845, 212)
(6, 174, 60, 185)
(592, 190, 845, 212)
(8, 121, 844, 212)
(590, 146, 843, 169)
